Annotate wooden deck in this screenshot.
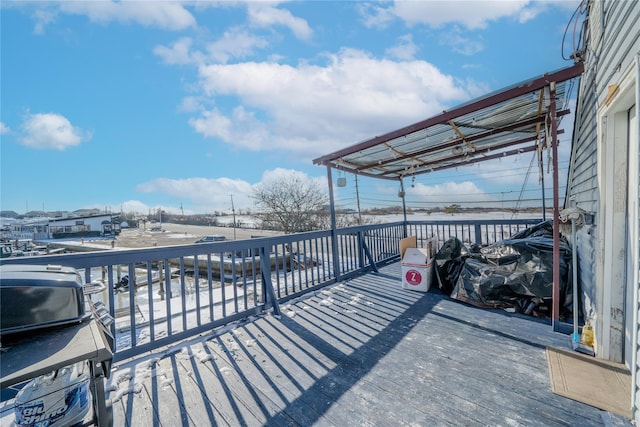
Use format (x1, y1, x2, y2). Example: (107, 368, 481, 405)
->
(107, 262, 625, 426)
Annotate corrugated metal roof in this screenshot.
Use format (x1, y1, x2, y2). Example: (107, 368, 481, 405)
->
(313, 63, 584, 181)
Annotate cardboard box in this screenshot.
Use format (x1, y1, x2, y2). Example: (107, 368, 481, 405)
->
(399, 236, 436, 292)
(399, 236, 417, 259)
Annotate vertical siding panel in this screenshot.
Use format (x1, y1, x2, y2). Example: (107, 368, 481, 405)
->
(568, 0, 640, 332)
(567, 0, 640, 421)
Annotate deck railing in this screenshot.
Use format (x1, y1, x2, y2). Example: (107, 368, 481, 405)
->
(0, 218, 541, 360)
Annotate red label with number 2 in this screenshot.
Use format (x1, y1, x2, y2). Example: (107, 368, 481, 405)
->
(405, 269, 422, 286)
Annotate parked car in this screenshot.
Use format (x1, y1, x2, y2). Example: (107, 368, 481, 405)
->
(195, 235, 226, 243)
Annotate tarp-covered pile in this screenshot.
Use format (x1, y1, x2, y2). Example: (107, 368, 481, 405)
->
(433, 221, 573, 318)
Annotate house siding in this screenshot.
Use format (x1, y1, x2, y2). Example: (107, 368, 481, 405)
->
(567, 0, 640, 421)
(567, 0, 601, 358)
(569, 0, 640, 347)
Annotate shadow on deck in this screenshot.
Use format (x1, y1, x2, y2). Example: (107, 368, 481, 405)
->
(107, 262, 623, 426)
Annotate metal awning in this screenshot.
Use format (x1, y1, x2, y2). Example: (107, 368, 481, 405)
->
(314, 62, 585, 332)
(313, 63, 584, 181)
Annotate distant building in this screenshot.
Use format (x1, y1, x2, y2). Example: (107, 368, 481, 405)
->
(48, 214, 120, 238)
(1, 218, 49, 241)
(0, 214, 120, 240)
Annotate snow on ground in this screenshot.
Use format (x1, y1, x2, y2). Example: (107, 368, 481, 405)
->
(105, 272, 383, 403)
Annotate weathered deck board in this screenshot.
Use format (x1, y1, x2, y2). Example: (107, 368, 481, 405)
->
(108, 262, 625, 426)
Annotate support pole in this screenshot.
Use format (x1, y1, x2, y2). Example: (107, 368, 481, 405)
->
(400, 178, 408, 238)
(327, 166, 340, 281)
(355, 174, 362, 225)
(550, 82, 561, 331)
(539, 146, 547, 221)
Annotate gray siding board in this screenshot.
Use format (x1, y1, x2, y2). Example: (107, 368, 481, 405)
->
(569, 161, 598, 207)
(577, 226, 598, 320)
(570, 181, 597, 200)
(570, 87, 598, 209)
(574, 0, 640, 193)
(571, 156, 596, 183)
(570, 168, 596, 186)
(567, 0, 640, 366)
(595, 2, 639, 103)
(600, 2, 639, 84)
(564, 8, 640, 421)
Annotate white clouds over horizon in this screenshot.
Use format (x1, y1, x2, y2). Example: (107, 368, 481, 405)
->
(135, 168, 325, 213)
(136, 176, 256, 213)
(1, 0, 580, 214)
(410, 181, 493, 204)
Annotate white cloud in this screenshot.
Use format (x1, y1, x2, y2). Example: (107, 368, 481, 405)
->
(385, 34, 419, 60)
(22, 1, 197, 33)
(188, 106, 269, 151)
(58, 1, 196, 31)
(205, 27, 270, 64)
(33, 8, 57, 35)
(0, 122, 10, 134)
(154, 30, 270, 66)
(247, 3, 312, 40)
(190, 48, 472, 157)
(22, 1, 316, 39)
(359, 1, 575, 31)
(119, 200, 155, 215)
(188, 108, 233, 139)
(135, 168, 324, 212)
(358, 3, 398, 29)
(390, 1, 531, 30)
(439, 28, 484, 56)
(154, 37, 201, 65)
(19, 112, 92, 150)
(86, 200, 191, 216)
(461, 78, 491, 97)
(178, 96, 203, 113)
(258, 167, 326, 189)
(359, 1, 578, 55)
(462, 63, 482, 70)
(408, 181, 492, 204)
(517, 2, 564, 24)
(137, 176, 255, 212)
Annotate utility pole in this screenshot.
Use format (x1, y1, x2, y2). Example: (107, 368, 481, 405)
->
(230, 195, 237, 240)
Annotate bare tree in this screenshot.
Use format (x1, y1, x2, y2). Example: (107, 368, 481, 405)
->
(253, 174, 328, 233)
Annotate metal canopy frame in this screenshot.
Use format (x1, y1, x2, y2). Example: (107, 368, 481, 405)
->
(314, 62, 584, 330)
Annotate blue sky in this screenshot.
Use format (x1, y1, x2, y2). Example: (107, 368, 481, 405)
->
(0, 1, 581, 216)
